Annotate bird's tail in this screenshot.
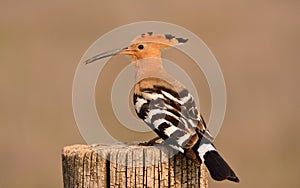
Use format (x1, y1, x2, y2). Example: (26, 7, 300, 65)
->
(191, 140, 240, 182)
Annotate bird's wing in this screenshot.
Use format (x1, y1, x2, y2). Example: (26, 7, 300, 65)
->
(178, 88, 214, 141)
(134, 77, 213, 152)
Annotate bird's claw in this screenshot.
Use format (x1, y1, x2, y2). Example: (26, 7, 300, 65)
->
(138, 137, 161, 146)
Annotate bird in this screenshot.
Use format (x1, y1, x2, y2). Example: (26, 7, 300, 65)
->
(84, 32, 239, 183)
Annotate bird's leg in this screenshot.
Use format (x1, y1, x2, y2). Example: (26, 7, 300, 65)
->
(139, 136, 161, 146)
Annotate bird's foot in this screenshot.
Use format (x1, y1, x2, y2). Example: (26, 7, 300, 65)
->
(139, 137, 161, 146)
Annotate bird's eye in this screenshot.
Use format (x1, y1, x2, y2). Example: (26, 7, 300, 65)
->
(138, 44, 144, 50)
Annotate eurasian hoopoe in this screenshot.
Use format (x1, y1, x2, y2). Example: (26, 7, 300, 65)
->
(85, 32, 239, 183)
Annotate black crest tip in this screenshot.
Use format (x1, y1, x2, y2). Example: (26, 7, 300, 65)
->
(147, 32, 153, 35)
(165, 34, 175, 40)
(176, 38, 188, 43)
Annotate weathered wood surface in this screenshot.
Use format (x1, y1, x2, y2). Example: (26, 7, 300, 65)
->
(62, 144, 208, 188)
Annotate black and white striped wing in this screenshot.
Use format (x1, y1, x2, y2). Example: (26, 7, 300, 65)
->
(133, 78, 207, 153)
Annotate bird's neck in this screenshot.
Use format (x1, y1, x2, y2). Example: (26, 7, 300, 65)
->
(133, 57, 185, 90)
(133, 58, 165, 82)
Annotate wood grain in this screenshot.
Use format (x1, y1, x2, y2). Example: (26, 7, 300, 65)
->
(62, 144, 208, 188)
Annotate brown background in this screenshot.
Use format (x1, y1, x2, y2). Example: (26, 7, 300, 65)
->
(1, 1, 299, 188)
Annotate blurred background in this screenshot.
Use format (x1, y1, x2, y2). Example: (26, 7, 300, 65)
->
(1, 0, 300, 187)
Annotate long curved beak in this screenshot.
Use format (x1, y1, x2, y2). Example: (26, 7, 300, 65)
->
(84, 47, 129, 64)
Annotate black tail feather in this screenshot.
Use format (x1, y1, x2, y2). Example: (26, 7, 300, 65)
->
(204, 150, 240, 183)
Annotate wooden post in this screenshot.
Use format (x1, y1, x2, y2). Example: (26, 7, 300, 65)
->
(62, 144, 208, 188)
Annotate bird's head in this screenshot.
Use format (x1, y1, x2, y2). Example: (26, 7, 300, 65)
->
(85, 32, 188, 64)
